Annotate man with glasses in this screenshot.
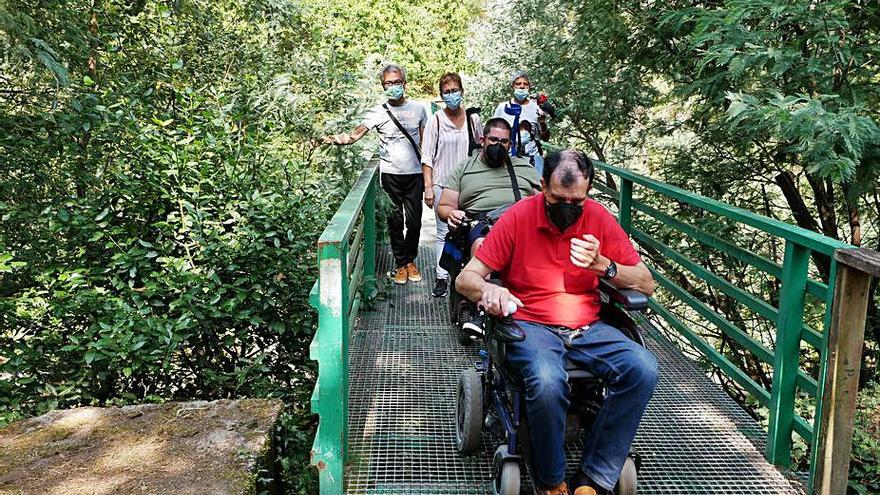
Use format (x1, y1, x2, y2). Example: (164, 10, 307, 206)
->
(437, 117, 540, 335)
(437, 117, 540, 257)
(454, 150, 657, 495)
(323, 64, 428, 285)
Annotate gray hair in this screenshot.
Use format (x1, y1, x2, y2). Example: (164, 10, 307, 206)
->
(380, 64, 407, 82)
(510, 70, 529, 86)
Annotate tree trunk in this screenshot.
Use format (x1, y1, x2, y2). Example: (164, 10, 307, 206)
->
(774, 171, 831, 281)
(804, 174, 840, 240)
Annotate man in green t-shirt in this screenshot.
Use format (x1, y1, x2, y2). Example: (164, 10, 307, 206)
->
(437, 117, 541, 256)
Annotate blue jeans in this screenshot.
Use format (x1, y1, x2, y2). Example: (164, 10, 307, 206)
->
(505, 320, 659, 490)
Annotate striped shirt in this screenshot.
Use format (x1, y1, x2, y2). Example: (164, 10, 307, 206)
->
(421, 109, 482, 187)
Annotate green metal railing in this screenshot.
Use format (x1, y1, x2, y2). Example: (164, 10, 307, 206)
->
(308, 162, 378, 494)
(590, 160, 852, 490)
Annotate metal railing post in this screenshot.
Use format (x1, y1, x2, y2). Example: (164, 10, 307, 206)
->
(766, 240, 810, 466)
(812, 248, 880, 494)
(362, 176, 377, 300)
(312, 241, 350, 494)
(619, 178, 633, 234)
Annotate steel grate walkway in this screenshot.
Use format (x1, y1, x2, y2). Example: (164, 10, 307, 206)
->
(346, 240, 805, 494)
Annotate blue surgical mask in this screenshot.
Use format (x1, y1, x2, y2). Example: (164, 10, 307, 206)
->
(385, 84, 405, 100)
(513, 88, 529, 101)
(519, 130, 532, 145)
(442, 91, 462, 110)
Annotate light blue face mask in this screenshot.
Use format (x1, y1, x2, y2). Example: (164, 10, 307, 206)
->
(513, 88, 529, 101)
(442, 91, 462, 110)
(519, 130, 532, 146)
(385, 84, 405, 100)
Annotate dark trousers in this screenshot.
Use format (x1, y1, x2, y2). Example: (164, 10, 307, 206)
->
(381, 172, 423, 268)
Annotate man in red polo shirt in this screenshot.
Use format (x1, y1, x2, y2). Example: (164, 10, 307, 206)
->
(455, 150, 658, 495)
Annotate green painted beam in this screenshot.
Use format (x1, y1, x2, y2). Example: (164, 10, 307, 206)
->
(646, 243, 820, 398)
(633, 227, 824, 355)
(648, 264, 774, 363)
(619, 179, 633, 234)
(310, 241, 350, 494)
(632, 200, 829, 300)
(309, 280, 320, 310)
(592, 161, 851, 256)
(647, 297, 771, 406)
(362, 174, 378, 300)
(348, 220, 365, 276)
(319, 163, 379, 247)
(767, 241, 811, 467)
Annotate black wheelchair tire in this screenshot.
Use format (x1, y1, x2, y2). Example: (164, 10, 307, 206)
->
(456, 369, 483, 454)
(616, 455, 638, 495)
(492, 445, 521, 495)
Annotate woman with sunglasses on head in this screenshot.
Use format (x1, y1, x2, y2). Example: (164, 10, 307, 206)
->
(421, 72, 483, 298)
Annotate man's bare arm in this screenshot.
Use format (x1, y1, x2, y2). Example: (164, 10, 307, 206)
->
(455, 257, 522, 317)
(322, 124, 369, 145)
(437, 188, 463, 224)
(605, 261, 655, 296)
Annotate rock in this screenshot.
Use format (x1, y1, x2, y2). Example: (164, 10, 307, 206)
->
(0, 399, 283, 495)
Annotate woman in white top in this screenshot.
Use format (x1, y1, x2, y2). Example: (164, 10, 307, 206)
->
(421, 72, 483, 298)
(492, 70, 550, 175)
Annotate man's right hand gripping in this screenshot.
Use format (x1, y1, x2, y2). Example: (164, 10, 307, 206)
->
(480, 284, 523, 318)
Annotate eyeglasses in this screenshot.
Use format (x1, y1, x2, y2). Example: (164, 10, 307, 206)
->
(486, 136, 510, 145)
(382, 79, 404, 88)
(441, 88, 462, 95)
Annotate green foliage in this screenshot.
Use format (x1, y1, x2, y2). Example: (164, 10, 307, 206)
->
(851, 381, 880, 494)
(2, 0, 481, 490)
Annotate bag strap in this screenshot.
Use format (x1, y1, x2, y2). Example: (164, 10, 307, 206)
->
(465, 107, 481, 156)
(383, 103, 421, 161)
(503, 103, 522, 157)
(504, 158, 522, 202)
(433, 113, 440, 163)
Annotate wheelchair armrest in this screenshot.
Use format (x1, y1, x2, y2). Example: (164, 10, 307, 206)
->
(599, 279, 649, 312)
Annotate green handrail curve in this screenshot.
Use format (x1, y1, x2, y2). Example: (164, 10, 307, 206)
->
(308, 161, 378, 495)
(591, 159, 852, 491)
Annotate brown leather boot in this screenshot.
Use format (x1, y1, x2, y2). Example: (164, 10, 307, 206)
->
(540, 481, 570, 495)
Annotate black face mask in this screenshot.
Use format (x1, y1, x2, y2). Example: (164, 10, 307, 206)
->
(545, 199, 583, 232)
(484, 143, 508, 168)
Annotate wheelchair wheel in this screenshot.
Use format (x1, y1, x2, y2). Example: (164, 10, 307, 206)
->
(492, 445, 520, 495)
(456, 369, 483, 454)
(616, 455, 638, 495)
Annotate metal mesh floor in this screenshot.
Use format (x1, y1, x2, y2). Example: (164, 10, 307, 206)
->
(346, 243, 805, 494)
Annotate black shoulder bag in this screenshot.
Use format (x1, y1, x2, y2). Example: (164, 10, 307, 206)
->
(383, 103, 421, 161)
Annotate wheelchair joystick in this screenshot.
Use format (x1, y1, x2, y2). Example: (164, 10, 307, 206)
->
(505, 300, 518, 316)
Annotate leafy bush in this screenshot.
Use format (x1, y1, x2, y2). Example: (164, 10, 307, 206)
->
(2, 0, 483, 491)
(851, 382, 880, 494)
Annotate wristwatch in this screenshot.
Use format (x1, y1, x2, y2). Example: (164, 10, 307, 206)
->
(601, 260, 618, 280)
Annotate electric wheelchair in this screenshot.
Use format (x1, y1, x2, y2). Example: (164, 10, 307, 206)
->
(442, 213, 505, 345)
(454, 280, 650, 495)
